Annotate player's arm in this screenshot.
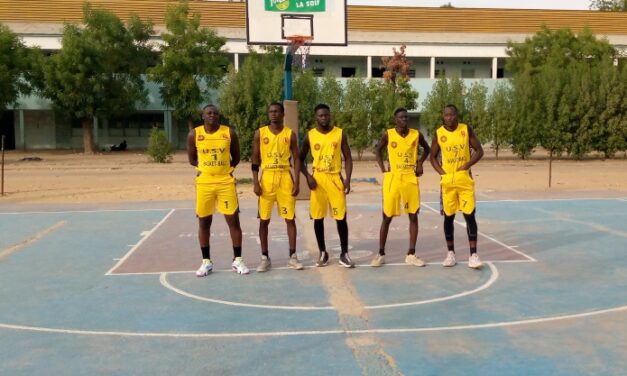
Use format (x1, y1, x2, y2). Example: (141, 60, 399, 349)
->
(429, 134, 446, 175)
(290, 132, 301, 196)
(341, 129, 353, 195)
(458, 126, 484, 171)
(374, 131, 388, 173)
(187, 128, 198, 167)
(252, 129, 262, 196)
(299, 134, 316, 190)
(229, 127, 241, 168)
(416, 133, 431, 176)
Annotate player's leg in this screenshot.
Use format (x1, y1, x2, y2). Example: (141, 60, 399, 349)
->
(463, 210, 482, 268)
(458, 174, 481, 268)
(328, 174, 353, 268)
(374, 172, 397, 267)
(277, 173, 302, 270)
(311, 173, 330, 267)
(441, 183, 459, 267)
(373, 214, 393, 267)
(402, 175, 424, 266)
(256, 174, 276, 272)
(256, 218, 272, 272)
(218, 182, 248, 275)
(195, 183, 215, 277)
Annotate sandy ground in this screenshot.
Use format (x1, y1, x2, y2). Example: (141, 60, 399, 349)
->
(0, 149, 626, 204)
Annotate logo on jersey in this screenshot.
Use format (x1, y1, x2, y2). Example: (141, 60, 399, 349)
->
(412, 140, 416, 147)
(461, 130, 466, 137)
(314, 144, 321, 151)
(391, 141, 398, 149)
(222, 133, 229, 139)
(331, 142, 338, 149)
(197, 135, 205, 141)
(263, 137, 270, 145)
(440, 135, 447, 143)
(284, 137, 290, 144)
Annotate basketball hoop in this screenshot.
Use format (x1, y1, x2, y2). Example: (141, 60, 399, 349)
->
(286, 35, 312, 69)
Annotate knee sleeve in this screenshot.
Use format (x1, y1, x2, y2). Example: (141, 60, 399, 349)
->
(463, 210, 478, 241)
(444, 215, 455, 241)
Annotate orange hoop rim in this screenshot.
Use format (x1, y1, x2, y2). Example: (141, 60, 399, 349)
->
(285, 35, 313, 46)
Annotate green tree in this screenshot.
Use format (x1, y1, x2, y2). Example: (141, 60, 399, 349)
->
(590, 0, 627, 11)
(219, 47, 283, 160)
(293, 69, 319, 138)
(465, 81, 490, 143)
(318, 73, 343, 115)
(42, 3, 155, 153)
(0, 24, 40, 111)
(487, 81, 514, 159)
(596, 59, 627, 156)
(421, 76, 466, 135)
(342, 77, 370, 159)
(146, 127, 175, 163)
(149, 1, 228, 130)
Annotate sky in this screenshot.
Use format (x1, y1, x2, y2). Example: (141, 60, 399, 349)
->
(347, 0, 592, 10)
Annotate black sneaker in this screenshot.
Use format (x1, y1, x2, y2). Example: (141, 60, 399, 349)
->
(339, 253, 355, 268)
(316, 251, 329, 267)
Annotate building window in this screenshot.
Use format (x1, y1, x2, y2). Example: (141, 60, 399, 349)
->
(435, 69, 446, 78)
(341, 67, 356, 77)
(497, 68, 504, 78)
(461, 69, 475, 78)
(109, 113, 164, 137)
(371, 67, 384, 78)
(313, 68, 325, 77)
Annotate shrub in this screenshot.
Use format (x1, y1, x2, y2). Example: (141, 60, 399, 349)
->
(147, 127, 174, 163)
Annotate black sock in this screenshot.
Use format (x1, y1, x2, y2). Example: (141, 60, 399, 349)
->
(336, 218, 348, 254)
(261, 250, 269, 257)
(201, 246, 210, 259)
(470, 247, 477, 255)
(314, 219, 326, 253)
(407, 248, 415, 255)
(379, 248, 385, 256)
(289, 249, 296, 256)
(233, 246, 242, 259)
(448, 245, 455, 252)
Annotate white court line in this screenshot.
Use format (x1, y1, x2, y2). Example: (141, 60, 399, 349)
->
(421, 203, 537, 262)
(0, 208, 173, 215)
(160, 263, 499, 311)
(421, 197, 627, 204)
(2, 303, 627, 338)
(105, 209, 176, 275)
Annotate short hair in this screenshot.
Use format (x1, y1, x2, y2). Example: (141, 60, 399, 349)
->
(394, 107, 408, 116)
(202, 104, 218, 111)
(314, 103, 330, 113)
(269, 102, 284, 112)
(444, 104, 458, 114)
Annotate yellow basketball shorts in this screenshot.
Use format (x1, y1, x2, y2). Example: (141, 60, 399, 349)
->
(195, 175, 238, 217)
(310, 172, 346, 220)
(440, 171, 476, 216)
(382, 172, 420, 217)
(258, 170, 296, 221)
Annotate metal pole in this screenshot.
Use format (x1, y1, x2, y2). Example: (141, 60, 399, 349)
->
(1, 135, 5, 196)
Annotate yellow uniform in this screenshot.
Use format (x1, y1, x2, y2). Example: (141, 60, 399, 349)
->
(383, 128, 421, 217)
(436, 123, 475, 216)
(258, 125, 295, 220)
(309, 127, 346, 220)
(194, 125, 238, 217)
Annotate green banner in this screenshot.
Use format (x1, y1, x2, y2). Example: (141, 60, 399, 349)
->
(265, 0, 325, 12)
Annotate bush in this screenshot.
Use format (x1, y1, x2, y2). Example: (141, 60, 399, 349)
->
(147, 127, 175, 163)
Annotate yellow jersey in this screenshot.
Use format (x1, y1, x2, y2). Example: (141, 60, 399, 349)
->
(195, 124, 233, 183)
(309, 127, 343, 174)
(436, 123, 471, 174)
(259, 125, 292, 172)
(387, 128, 419, 174)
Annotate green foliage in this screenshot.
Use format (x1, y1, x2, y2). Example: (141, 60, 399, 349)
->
(318, 73, 343, 114)
(149, 1, 228, 128)
(147, 127, 175, 163)
(0, 24, 40, 110)
(589, 0, 627, 11)
(219, 47, 283, 159)
(293, 69, 319, 137)
(41, 3, 155, 153)
(421, 76, 466, 135)
(487, 81, 514, 159)
(465, 82, 490, 142)
(342, 77, 370, 159)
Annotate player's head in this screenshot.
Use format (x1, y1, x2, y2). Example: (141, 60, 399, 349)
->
(268, 102, 284, 125)
(443, 104, 459, 128)
(202, 105, 220, 126)
(314, 104, 331, 129)
(394, 108, 409, 128)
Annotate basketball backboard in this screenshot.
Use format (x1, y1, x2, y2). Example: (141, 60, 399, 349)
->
(246, 0, 347, 46)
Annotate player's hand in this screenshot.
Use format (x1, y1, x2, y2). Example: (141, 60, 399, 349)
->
(253, 182, 262, 196)
(415, 164, 424, 177)
(343, 178, 351, 195)
(306, 175, 317, 190)
(457, 164, 469, 171)
(292, 182, 300, 197)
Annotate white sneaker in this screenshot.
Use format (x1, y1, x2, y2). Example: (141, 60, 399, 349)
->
(232, 257, 250, 275)
(287, 254, 304, 270)
(443, 251, 456, 267)
(468, 253, 483, 269)
(405, 254, 425, 267)
(196, 259, 213, 277)
(256, 255, 271, 272)
(370, 254, 385, 267)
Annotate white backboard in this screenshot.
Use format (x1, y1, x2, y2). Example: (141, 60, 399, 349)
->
(246, 0, 347, 46)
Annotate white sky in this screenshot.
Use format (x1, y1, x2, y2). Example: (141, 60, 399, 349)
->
(347, 0, 592, 10)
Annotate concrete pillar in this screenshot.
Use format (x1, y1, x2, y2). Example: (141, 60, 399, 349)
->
(492, 57, 498, 79)
(367, 56, 372, 78)
(430, 57, 436, 79)
(234, 53, 239, 72)
(283, 99, 309, 200)
(18, 109, 25, 150)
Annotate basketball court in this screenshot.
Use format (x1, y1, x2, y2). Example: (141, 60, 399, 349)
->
(1, 193, 627, 374)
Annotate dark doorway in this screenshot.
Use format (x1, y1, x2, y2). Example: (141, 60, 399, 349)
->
(0, 111, 16, 150)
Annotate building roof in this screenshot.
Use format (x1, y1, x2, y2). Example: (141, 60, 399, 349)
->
(1, 0, 626, 36)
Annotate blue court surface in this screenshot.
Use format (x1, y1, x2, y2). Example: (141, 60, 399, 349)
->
(1, 197, 626, 375)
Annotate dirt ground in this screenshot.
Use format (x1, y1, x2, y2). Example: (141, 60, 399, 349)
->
(0, 149, 626, 204)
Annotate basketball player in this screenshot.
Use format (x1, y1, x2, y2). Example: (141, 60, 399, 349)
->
(429, 104, 484, 269)
(253, 102, 304, 272)
(299, 104, 354, 268)
(371, 108, 431, 267)
(187, 104, 249, 276)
